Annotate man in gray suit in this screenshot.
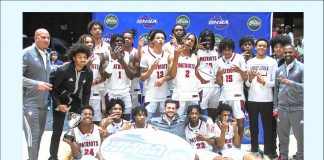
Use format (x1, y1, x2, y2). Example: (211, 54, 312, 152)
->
(23, 28, 52, 160)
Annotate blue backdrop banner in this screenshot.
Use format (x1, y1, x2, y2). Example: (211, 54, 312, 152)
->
(93, 12, 271, 55)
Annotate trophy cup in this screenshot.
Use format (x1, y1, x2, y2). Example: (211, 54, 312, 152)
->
(63, 112, 83, 142)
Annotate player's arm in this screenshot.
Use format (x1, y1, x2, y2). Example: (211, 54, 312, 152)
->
(196, 133, 216, 147)
(63, 130, 81, 159)
(133, 50, 141, 78)
(168, 47, 181, 79)
(96, 150, 105, 160)
(215, 65, 224, 86)
(195, 57, 209, 84)
(215, 121, 227, 149)
(82, 69, 93, 105)
(139, 54, 157, 81)
(232, 118, 241, 148)
(273, 70, 280, 110)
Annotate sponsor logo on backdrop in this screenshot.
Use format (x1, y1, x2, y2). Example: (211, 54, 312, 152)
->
(137, 15, 158, 28)
(247, 16, 262, 31)
(139, 33, 149, 46)
(208, 16, 229, 30)
(104, 14, 118, 29)
(243, 126, 251, 139)
(102, 33, 113, 43)
(214, 34, 223, 46)
(176, 15, 190, 29)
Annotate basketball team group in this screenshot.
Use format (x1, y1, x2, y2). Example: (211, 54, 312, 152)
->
(23, 20, 303, 160)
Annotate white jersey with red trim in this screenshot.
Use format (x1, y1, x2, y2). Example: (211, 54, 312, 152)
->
(73, 124, 101, 158)
(140, 47, 170, 102)
(185, 119, 214, 151)
(93, 40, 110, 90)
(106, 119, 128, 135)
(214, 121, 235, 151)
(129, 48, 141, 95)
(89, 53, 101, 95)
(172, 54, 199, 101)
(197, 49, 219, 87)
(105, 51, 131, 95)
(215, 53, 247, 101)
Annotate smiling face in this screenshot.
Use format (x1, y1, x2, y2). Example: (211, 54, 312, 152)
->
(109, 104, 123, 120)
(164, 102, 178, 119)
(84, 36, 95, 51)
(255, 40, 268, 57)
(81, 108, 94, 124)
(283, 45, 296, 65)
(188, 108, 200, 124)
(201, 35, 213, 50)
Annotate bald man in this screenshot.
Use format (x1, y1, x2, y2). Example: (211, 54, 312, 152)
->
(23, 28, 52, 160)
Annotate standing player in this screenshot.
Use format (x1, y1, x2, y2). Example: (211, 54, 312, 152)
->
(185, 105, 223, 160)
(163, 24, 186, 57)
(140, 30, 172, 119)
(197, 29, 220, 121)
(169, 33, 206, 116)
(123, 29, 142, 109)
(63, 105, 104, 160)
(77, 34, 104, 125)
(88, 21, 110, 115)
(214, 103, 261, 160)
(215, 38, 247, 142)
(245, 38, 278, 158)
(239, 35, 255, 62)
(95, 34, 136, 120)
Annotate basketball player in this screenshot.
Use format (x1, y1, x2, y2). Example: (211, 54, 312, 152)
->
(215, 38, 247, 143)
(123, 29, 142, 109)
(95, 34, 136, 120)
(185, 105, 223, 160)
(140, 30, 172, 120)
(169, 33, 207, 116)
(119, 106, 155, 130)
(88, 21, 111, 116)
(245, 38, 278, 158)
(77, 34, 104, 125)
(100, 98, 129, 139)
(239, 35, 255, 62)
(63, 105, 104, 160)
(214, 103, 261, 160)
(197, 29, 220, 121)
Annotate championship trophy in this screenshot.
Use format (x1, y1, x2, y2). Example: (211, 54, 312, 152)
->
(63, 112, 83, 142)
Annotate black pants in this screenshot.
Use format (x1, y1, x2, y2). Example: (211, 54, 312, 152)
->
(49, 109, 66, 158)
(247, 101, 277, 155)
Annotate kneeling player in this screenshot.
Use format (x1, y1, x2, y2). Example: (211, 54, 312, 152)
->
(185, 105, 223, 160)
(214, 103, 261, 160)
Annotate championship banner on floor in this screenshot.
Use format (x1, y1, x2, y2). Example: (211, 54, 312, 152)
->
(101, 129, 195, 160)
(93, 12, 271, 55)
(242, 113, 264, 144)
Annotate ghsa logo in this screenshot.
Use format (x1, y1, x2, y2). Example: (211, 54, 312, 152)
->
(243, 126, 251, 139)
(247, 16, 262, 31)
(104, 14, 118, 29)
(214, 34, 223, 46)
(137, 15, 158, 28)
(208, 16, 229, 30)
(139, 33, 149, 46)
(176, 15, 190, 29)
(102, 33, 113, 44)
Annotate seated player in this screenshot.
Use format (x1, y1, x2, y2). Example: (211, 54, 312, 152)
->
(119, 106, 156, 130)
(185, 105, 223, 160)
(63, 105, 105, 160)
(214, 103, 261, 160)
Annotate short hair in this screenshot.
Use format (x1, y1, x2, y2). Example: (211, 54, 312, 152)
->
(164, 99, 179, 109)
(67, 43, 91, 62)
(187, 105, 202, 115)
(270, 35, 291, 52)
(110, 34, 125, 46)
(283, 44, 295, 50)
(123, 29, 137, 39)
(149, 29, 167, 42)
(106, 98, 125, 114)
(171, 24, 186, 35)
(238, 35, 255, 51)
(199, 29, 215, 50)
(87, 21, 104, 34)
(132, 106, 148, 121)
(218, 38, 235, 53)
(77, 105, 95, 116)
(77, 34, 95, 45)
(255, 38, 269, 48)
(285, 25, 292, 32)
(181, 33, 198, 54)
(50, 50, 58, 58)
(215, 103, 233, 117)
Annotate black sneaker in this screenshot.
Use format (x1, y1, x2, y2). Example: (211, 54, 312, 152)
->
(252, 149, 264, 158)
(268, 153, 278, 159)
(48, 156, 58, 160)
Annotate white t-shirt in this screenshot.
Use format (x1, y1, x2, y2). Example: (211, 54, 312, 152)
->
(246, 56, 278, 102)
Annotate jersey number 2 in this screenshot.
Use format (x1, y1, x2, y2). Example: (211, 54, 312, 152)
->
(185, 70, 190, 78)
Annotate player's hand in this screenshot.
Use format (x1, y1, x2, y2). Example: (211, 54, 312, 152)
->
(119, 121, 131, 131)
(196, 132, 207, 142)
(198, 38, 206, 51)
(101, 109, 107, 118)
(38, 81, 52, 91)
(63, 137, 74, 145)
(154, 77, 166, 87)
(111, 46, 123, 60)
(231, 64, 242, 73)
(256, 73, 265, 85)
(216, 67, 224, 78)
(242, 51, 252, 59)
(277, 77, 290, 85)
(170, 34, 178, 47)
(221, 116, 229, 131)
(231, 117, 237, 127)
(248, 69, 257, 82)
(150, 59, 159, 70)
(87, 54, 97, 66)
(57, 104, 71, 113)
(138, 37, 145, 48)
(174, 45, 184, 58)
